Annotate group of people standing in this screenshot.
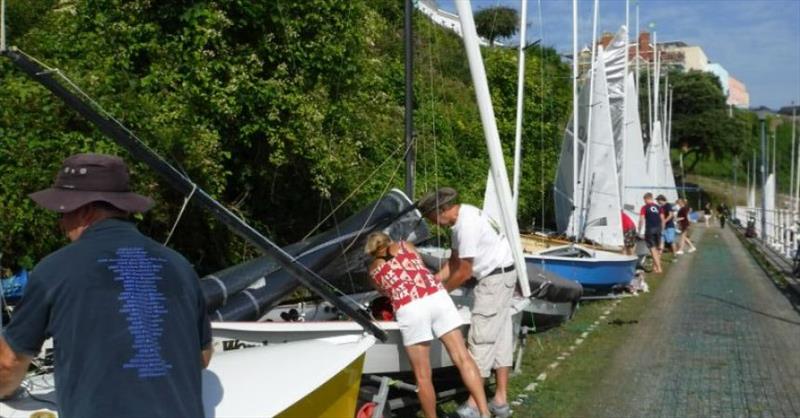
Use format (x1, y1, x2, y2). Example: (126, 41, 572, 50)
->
(623, 192, 698, 274)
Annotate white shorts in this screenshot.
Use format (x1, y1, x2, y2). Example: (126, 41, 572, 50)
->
(395, 291, 465, 346)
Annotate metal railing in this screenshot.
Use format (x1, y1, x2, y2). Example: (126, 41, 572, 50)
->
(735, 206, 798, 260)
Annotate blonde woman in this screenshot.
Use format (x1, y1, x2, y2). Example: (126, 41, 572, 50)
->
(365, 232, 489, 418)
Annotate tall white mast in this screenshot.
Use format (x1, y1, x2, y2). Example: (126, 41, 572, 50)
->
(635, 3, 640, 89)
(792, 102, 798, 211)
(663, 72, 669, 140)
(621, 0, 629, 206)
(667, 87, 673, 147)
(571, 0, 578, 239)
(0, 0, 6, 52)
(653, 31, 659, 124)
(455, 0, 530, 297)
(790, 101, 796, 211)
(747, 160, 750, 206)
(580, 0, 600, 238)
(512, 0, 528, 211)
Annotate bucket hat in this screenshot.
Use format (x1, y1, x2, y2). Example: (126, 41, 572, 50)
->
(417, 187, 458, 215)
(29, 153, 154, 213)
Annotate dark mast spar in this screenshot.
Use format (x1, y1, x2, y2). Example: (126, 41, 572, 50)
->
(404, 0, 415, 199)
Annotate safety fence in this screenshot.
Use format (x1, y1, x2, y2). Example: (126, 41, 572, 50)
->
(734, 206, 798, 261)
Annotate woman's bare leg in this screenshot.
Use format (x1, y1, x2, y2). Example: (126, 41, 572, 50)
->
(404, 342, 437, 418)
(439, 329, 490, 417)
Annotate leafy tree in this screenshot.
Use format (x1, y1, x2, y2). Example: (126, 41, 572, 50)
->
(0, 0, 572, 276)
(474, 6, 519, 46)
(647, 70, 747, 172)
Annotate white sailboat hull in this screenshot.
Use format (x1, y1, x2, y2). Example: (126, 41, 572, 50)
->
(212, 303, 472, 376)
(0, 335, 375, 418)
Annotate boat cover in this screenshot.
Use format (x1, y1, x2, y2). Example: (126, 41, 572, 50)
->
(209, 189, 429, 321)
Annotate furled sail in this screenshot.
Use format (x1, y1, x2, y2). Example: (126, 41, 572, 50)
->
(578, 49, 624, 247)
(602, 26, 628, 194)
(621, 72, 652, 224)
(555, 47, 623, 247)
(765, 173, 775, 241)
(554, 72, 590, 235)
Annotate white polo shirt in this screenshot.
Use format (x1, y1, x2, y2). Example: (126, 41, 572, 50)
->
(451, 204, 514, 280)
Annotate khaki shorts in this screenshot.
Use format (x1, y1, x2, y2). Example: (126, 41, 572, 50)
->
(468, 269, 516, 378)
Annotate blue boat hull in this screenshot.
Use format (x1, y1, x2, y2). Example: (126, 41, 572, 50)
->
(525, 253, 637, 292)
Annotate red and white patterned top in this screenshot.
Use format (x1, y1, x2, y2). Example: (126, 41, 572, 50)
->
(369, 241, 443, 311)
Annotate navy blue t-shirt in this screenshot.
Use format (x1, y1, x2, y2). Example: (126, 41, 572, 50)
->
(661, 203, 675, 229)
(2, 219, 211, 418)
(640, 202, 663, 231)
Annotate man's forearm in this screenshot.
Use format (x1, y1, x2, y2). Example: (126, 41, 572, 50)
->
(444, 269, 470, 292)
(201, 345, 214, 369)
(0, 339, 31, 398)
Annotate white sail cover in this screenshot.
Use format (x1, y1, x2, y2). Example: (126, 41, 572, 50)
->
(645, 121, 670, 197)
(765, 173, 775, 239)
(663, 148, 679, 202)
(621, 72, 651, 224)
(554, 49, 624, 247)
(554, 73, 591, 234)
(602, 26, 628, 194)
(579, 52, 624, 247)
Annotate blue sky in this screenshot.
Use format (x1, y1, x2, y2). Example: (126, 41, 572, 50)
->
(437, 0, 800, 109)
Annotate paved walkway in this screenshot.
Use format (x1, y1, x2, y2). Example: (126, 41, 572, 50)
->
(581, 226, 800, 418)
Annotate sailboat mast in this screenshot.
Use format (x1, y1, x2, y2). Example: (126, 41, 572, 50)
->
(455, 0, 531, 297)
(666, 87, 674, 150)
(0, 0, 5, 52)
(790, 100, 796, 211)
(662, 72, 669, 140)
(635, 3, 639, 88)
(653, 31, 659, 124)
(646, 49, 652, 137)
(621, 0, 629, 205)
(512, 0, 528, 211)
(404, 0, 415, 199)
(792, 102, 798, 211)
(571, 0, 578, 239)
(579, 0, 600, 239)
(747, 160, 750, 205)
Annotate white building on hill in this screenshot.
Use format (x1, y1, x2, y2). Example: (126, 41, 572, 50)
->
(416, 0, 495, 46)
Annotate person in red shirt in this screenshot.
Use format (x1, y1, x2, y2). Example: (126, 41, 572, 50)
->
(621, 211, 637, 255)
(366, 232, 489, 418)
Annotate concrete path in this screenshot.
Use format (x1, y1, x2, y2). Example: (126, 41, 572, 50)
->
(580, 226, 800, 418)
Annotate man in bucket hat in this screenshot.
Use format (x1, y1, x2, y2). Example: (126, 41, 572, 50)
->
(0, 153, 212, 418)
(418, 187, 515, 418)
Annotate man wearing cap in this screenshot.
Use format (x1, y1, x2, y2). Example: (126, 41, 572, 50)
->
(0, 153, 212, 418)
(418, 187, 514, 418)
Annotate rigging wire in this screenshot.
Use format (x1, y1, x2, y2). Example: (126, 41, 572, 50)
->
(425, 5, 443, 250)
(538, 0, 546, 233)
(338, 141, 411, 256)
(300, 140, 408, 242)
(164, 182, 197, 245)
